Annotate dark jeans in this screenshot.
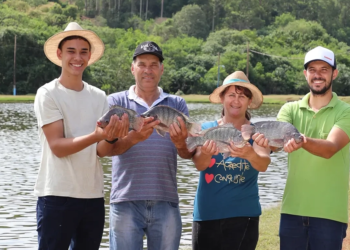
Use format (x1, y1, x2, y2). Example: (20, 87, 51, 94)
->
(36, 196, 105, 250)
(279, 214, 347, 250)
(192, 216, 259, 250)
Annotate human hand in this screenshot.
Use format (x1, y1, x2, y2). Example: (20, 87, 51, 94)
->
(169, 117, 188, 149)
(200, 140, 219, 156)
(252, 133, 269, 148)
(128, 117, 160, 143)
(95, 113, 129, 141)
(227, 141, 255, 159)
(283, 135, 306, 153)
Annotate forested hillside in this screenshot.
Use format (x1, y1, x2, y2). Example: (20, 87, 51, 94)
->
(1, 0, 350, 95)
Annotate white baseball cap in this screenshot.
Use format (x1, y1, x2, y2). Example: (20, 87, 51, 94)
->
(304, 46, 336, 69)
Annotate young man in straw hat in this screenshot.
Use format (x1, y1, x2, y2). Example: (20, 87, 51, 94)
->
(97, 41, 194, 250)
(257, 46, 350, 250)
(34, 22, 129, 249)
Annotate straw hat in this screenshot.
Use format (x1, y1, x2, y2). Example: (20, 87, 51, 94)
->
(44, 22, 105, 67)
(209, 71, 263, 109)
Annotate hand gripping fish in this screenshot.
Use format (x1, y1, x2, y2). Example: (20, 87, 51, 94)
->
(141, 105, 201, 137)
(97, 105, 144, 131)
(241, 121, 303, 150)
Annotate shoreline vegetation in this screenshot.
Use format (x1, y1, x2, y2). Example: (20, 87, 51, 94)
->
(3, 94, 350, 105)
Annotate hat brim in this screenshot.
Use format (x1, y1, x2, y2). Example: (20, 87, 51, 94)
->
(304, 59, 336, 69)
(209, 81, 263, 109)
(44, 30, 105, 67)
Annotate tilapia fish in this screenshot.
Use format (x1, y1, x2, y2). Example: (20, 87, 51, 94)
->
(141, 105, 201, 137)
(97, 105, 144, 131)
(242, 121, 303, 149)
(186, 123, 246, 157)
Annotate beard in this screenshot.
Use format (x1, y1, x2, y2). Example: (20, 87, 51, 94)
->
(308, 77, 332, 96)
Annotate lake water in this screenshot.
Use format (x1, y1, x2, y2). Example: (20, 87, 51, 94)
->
(0, 102, 287, 249)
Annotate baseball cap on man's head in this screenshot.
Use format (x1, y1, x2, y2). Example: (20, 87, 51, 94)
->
(304, 46, 336, 69)
(133, 41, 164, 62)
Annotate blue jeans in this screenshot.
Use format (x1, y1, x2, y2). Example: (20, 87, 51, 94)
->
(279, 214, 347, 250)
(36, 196, 105, 250)
(192, 216, 259, 250)
(109, 200, 182, 250)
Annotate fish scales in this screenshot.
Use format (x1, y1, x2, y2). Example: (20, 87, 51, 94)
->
(186, 124, 244, 153)
(141, 105, 201, 137)
(242, 121, 303, 148)
(97, 105, 144, 131)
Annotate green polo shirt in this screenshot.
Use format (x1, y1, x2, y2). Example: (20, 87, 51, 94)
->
(277, 92, 350, 223)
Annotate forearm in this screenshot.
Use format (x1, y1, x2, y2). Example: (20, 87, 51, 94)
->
(97, 140, 115, 157)
(246, 152, 271, 172)
(192, 149, 212, 171)
(50, 132, 99, 158)
(302, 137, 339, 159)
(109, 135, 138, 156)
(178, 149, 195, 159)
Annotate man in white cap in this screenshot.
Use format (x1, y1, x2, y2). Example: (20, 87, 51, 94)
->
(97, 41, 194, 250)
(273, 46, 350, 249)
(34, 22, 129, 249)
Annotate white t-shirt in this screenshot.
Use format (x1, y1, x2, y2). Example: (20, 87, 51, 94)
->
(33, 79, 109, 198)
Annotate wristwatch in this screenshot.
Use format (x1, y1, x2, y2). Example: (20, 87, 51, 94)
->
(105, 138, 118, 144)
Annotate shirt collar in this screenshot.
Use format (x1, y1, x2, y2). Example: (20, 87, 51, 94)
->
(127, 85, 169, 108)
(300, 92, 338, 109)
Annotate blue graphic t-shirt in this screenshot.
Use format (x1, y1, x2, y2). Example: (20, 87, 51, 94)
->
(193, 121, 262, 221)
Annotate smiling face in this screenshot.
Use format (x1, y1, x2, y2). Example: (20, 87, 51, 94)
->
(304, 60, 338, 96)
(131, 54, 164, 91)
(220, 85, 252, 119)
(57, 38, 91, 77)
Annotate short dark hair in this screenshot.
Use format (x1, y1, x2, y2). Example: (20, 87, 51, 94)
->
(58, 36, 91, 51)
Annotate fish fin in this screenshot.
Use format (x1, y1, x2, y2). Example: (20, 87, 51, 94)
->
(222, 152, 231, 159)
(241, 124, 255, 141)
(110, 105, 138, 117)
(189, 122, 202, 136)
(109, 104, 125, 110)
(157, 122, 168, 128)
(133, 117, 144, 132)
(220, 123, 235, 128)
(156, 129, 167, 137)
(185, 137, 203, 151)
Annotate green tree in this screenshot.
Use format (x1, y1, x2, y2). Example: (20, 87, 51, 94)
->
(173, 4, 209, 39)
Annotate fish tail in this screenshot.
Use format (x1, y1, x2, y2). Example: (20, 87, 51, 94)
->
(189, 122, 202, 136)
(186, 137, 204, 151)
(241, 124, 255, 141)
(133, 117, 144, 132)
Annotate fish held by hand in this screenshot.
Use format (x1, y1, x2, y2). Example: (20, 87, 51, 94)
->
(97, 105, 144, 132)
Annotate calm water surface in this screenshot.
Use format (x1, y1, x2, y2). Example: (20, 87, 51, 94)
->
(0, 103, 287, 249)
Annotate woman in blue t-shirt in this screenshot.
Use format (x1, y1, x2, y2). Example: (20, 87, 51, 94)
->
(191, 71, 271, 250)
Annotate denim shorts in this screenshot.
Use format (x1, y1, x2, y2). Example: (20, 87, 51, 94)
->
(279, 214, 347, 250)
(192, 216, 259, 250)
(109, 200, 182, 250)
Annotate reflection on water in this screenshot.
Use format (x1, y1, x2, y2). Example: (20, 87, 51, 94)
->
(0, 103, 287, 248)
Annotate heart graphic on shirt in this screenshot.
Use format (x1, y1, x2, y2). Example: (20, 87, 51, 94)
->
(205, 173, 214, 184)
(208, 158, 215, 168)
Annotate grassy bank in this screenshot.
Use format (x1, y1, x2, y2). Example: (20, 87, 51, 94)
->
(0, 94, 302, 104)
(3, 94, 350, 105)
(0, 95, 35, 103)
